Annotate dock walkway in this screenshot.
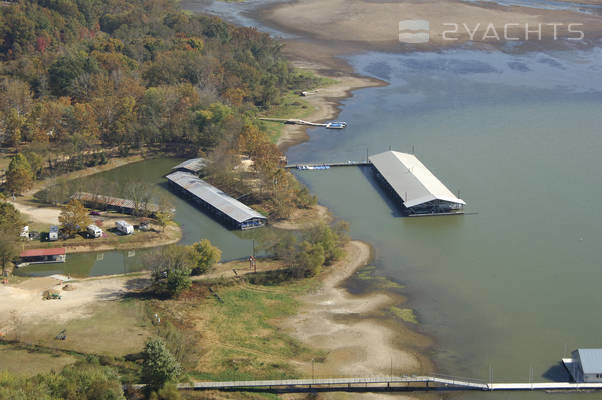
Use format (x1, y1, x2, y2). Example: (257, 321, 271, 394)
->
(285, 161, 370, 169)
(130, 375, 602, 393)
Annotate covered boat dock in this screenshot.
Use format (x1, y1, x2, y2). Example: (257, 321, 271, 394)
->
(18, 248, 66, 266)
(369, 151, 465, 216)
(166, 171, 266, 230)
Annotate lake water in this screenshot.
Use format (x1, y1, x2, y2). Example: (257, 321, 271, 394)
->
(285, 48, 602, 395)
(23, 1, 602, 395)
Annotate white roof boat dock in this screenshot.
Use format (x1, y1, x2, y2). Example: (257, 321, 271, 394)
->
(166, 171, 266, 230)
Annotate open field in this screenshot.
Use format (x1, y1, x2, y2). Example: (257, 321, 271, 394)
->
(0, 343, 76, 376)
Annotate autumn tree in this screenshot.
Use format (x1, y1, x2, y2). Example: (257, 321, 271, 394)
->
(0, 202, 24, 274)
(5, 153, 34, 195)
(190, 239, 221, 275)
(59, 199, 90, 236)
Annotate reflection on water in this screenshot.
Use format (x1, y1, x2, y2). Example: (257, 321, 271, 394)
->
(287, 48, 602, 398)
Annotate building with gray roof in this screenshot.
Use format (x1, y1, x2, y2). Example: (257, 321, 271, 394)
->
(166, 171, 266, 230)
(172, 158, 207, 174)
(564, 349, 602, 383)
(369, 151, 465, 215)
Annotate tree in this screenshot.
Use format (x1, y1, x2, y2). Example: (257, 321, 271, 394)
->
(155, 196, 174, 232)
(0, 201, 25, 236)
(190, 239, 221, 275)
(5, 153, 34, 195)
(142, 338, 182, 388)
(166, 268, 191, 297)
(0, 233, 19, 276)
(59, 199, 91, 236)
(2, 108, 26, 146)
(296, 240, 325, 277)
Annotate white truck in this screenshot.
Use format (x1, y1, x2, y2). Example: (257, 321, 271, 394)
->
(86, 224, 103, 238)
(48, 225, 59, 241)
(115, 220, 134, 235)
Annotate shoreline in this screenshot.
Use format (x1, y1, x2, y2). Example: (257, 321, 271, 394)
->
(276, 61, 385, 151)
(282, 241, 433, 398)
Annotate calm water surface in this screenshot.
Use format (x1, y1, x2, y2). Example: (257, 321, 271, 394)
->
(286, 48, 602, 395)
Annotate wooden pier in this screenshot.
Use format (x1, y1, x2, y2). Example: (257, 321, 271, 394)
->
(285, 161, 370, 169)
(259, 117, 327, 127)
(130, 375, 602, 393)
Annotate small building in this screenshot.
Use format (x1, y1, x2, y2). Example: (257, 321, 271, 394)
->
(172, 158, 207, 174)
(18, 248, 66, 266)
(71, 192, 164, 217)
(369, 151, 466, 216)
(115, 220, 134, 235)
(166, 171, 266, 230)
(563, 349, 602, 383)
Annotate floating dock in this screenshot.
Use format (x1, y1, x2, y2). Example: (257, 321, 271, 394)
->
(259, 118, 347, 129)
(166, 171, 266, 230)
(286, 151, 466, 216)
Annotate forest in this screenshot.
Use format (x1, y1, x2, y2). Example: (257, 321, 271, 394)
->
(0, 0, 322, 217)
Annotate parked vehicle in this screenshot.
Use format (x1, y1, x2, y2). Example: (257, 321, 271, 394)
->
(89, 210, 101, 216)
(20, 226, 29, 239)
(86, 224, 103, 238)
(115, 220, 134, 235)
(48, 225, 59, 241)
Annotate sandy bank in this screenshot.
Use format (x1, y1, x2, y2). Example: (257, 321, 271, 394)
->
(281, 241, 431, 399)
(257, 0, 601, 63)
(277, 61, 383, 151)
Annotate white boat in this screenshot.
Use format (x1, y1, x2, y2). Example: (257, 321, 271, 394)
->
(325, 121, 347, 129)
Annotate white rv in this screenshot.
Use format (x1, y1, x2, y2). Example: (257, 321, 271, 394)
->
(48, 225, 59, 241)
(87, 224, 103, 238)
(115, 220, 134, 235)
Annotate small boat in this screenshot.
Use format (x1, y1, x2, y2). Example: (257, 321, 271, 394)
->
(325, 121, 347, 129)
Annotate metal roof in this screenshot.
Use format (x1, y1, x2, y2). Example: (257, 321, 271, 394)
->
(72, 192, 161, 213)
(172, 158, 207, 173)
(578, 349, 602, 374)
(166, 171, 266, 224)
(20, 248, 66, 257)
(369, 151, 465, 208)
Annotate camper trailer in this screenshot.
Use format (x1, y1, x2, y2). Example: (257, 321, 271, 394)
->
(48, 225, 59, 241)
(115, 220, 134, 235)
(87, 224, 103, 238)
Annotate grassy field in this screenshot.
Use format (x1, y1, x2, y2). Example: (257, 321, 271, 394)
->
(153, 276, 324, 383)
(0, 343, 76, 376)
(19, 299, 153, 357)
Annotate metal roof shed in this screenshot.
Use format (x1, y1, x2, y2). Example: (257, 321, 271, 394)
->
(166, 171, 266, 230)
(369, 151, 465, 214)
(172, 158, 207, 173)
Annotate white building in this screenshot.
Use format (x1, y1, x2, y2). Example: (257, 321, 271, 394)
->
(563, 349, 602, 382)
